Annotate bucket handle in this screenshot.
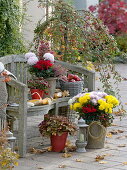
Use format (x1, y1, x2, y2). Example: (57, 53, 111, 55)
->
(88, 121, 106, 140)
(31, 92, 42, 100)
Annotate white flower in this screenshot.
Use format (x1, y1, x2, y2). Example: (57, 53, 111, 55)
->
(68, 98, 76, 105)
(27, 57, 38, 65)
(43, 53, 54, 63)
(0, 62, 5, 73)
(91, 99, 98, 105)
(25, 52, 36, 60)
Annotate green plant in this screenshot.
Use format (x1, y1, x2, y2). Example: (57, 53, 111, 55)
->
(34, 0, 123, 99)
(38, 114, 77, 136)
(69, 91, 119, 127)
(0, 130, 19, 169)
(115, 34, 127, 53)
(27, 78, 49, 91)
(0, 0, 26, 56)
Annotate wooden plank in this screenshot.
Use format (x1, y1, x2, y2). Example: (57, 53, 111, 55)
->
(18, 86, 28, 157)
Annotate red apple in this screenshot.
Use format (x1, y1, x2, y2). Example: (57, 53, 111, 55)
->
(69, 79, 76, 82)
(68, 74, 74, 80)
(73, 75, 81, 81)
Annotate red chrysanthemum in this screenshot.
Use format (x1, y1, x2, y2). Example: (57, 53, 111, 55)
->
(33, 59, 53, 70)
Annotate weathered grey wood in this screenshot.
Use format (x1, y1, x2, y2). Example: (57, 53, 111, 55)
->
(55, 60, 95, 91)
(18, 85, 27, 157)
(0, 54, 95, 157)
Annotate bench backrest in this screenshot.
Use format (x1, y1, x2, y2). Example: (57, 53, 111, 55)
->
(0, 54, 95, 92)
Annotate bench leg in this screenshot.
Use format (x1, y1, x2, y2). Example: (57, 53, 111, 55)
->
(18, 113, 27, 158)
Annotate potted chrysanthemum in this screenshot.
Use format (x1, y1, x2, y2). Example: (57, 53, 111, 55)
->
(68, 91, 119, 148)
(25, 52, 67, 97)
(27, 78, 49, 99)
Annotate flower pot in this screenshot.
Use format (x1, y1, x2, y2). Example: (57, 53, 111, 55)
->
(44, 77, 57, 98)
(86, 121, 106, 149)
(50, 132, 68, 152)
(59, 80, 84, 97)
(30, 89, 44, 99)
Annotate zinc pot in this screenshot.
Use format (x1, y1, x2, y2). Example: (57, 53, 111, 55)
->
(86, 121, 106, 149)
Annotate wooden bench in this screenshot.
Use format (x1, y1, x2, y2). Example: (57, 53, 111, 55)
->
(0, 54, 95, 157)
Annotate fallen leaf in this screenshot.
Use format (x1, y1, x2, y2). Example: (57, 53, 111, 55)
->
(62, 153, 72, 158)
(75, 159, 83, 162)
(113, 109, 125, 116)
(106, 133, 112, 138)
(65, 140, 71, 147)
(118, 130, 124, 133)
(95, 155, 105, 162)
(123, 77, 127, 81)
(111, 123, 117, 126)
(99, 161, 107, 164)
(58, 165, 66, 168)
(118, 144, 126, 147)
(109, 130, 118, 135)
(116, 136, 125, 139)
(123, 162, 127, 165)
(47, 146, 52, 152)
(29, 148, 47, 154)
(37, 167, 44, 169)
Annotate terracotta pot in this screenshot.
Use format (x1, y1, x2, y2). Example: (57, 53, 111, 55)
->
(30, 89, 44, 99)
(50, 132, 68, 152)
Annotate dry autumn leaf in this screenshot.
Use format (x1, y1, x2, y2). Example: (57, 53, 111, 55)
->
(99, 161, 107, 164)
(62, 153, 72, 158)
(47, 146, 52, 152)
(106, 133, 113, 138)
(116, 136, 125, 139)
(109, 130, 118, 135)
(29, 148, 46, 154)
(58, 165, 66, 168)
(118, 130, 124, 133)
(118, 144, 126, 147)
(75, 159, 83, 162)
(111, 123, 117, 126)
(95, 155, 105, 162)
(123, 162, 127, 165)
(113, 109, 125, 116)
(37, 167, 44, 169)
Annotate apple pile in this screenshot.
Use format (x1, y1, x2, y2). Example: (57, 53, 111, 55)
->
(60, 74, 81, 82)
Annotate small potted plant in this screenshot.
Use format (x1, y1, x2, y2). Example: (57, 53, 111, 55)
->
(68, 91, 119, 148)
(27, 78, 49, 99)
(38, 114, 77, 152)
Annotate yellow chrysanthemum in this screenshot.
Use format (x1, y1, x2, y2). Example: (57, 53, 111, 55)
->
(105, 95, 119, 106)
(78, 94, 90, 105)
(70, 104, 73, 110)
(73, 103, 82, 111)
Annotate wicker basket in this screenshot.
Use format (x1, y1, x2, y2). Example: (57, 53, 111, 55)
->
(59, 80, 84, 97)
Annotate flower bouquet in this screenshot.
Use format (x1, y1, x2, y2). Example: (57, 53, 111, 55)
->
(69, 91, 119, 127)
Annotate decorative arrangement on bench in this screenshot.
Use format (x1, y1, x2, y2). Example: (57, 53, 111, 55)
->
(60, 74, 83, 97)
(27, 77, 49, 99)
(25, 52, 67, 98)
(69, 91, 119, 149)
(38, 114, 77, 152)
